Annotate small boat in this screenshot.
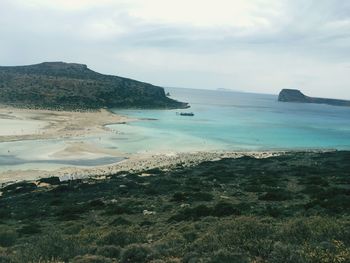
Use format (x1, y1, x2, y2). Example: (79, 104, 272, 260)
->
(178, 112, 194, 116)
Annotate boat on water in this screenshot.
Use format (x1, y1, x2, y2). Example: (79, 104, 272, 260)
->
(177, 112, 194, 116)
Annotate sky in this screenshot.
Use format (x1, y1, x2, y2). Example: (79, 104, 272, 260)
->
(0, 0, 349, 99)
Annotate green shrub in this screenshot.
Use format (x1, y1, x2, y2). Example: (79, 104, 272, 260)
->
(15, 231, 84, 262)
(302, 240, 350, 263)
(208, 249, 250, 263)
(121, 244, 152, 263)
(72, 254, 113, 263)
(171, 192, 188, 202)
(110, 217, 132, 226)
(56, 204, 88, 220)
(99, 230, 142, 247)
(280, 219, 311, 244)
(103, 204, 136, 215)
(212, 202, 241, 217)
(96, 245, 121, 259)
(0, 230, 17, 247)
(190, 192, 214, 202)
(169, 205, 212, 221)
(38, 176, 61, 185)
(269, 242, 304, 263)
(258, 190, 292, 201)
(89, 199, 105, 209)
(17, 223, 41, 235)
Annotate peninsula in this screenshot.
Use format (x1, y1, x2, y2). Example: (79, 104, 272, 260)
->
(278, 89, 350, 107)
(0, 62, 188, 110)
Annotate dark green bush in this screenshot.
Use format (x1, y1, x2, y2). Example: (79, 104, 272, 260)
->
(99, 230, 142, 247)
(268, 242, 304, 263)
(103, 204, 136, 215)
(89, 199, 105, 209)
(190, 192, 213, 202)
(38, 176, 61, 185)
(169, 205, 212, 221)
(110, 217, 132, 226)
(258, 190, 292, 201)
(208, 249, 250, 263)
(171, 192, 188, 202)
(212, 202, 241, 217)
(17, 223, 41, 235)
(0, 230, 17, 247)
(72, 254, 113, 263)
(96, 245, 121, 259)
(16, 232, 84, 262)
(120, 244, 152, 263)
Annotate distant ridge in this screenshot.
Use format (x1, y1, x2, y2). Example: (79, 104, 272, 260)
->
(278, 89, 350, 107)
(0, 62, 189, 110)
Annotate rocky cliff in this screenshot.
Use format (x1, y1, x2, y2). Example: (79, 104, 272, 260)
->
(0, 62, 188, 110)
(278, 89, 350, 107)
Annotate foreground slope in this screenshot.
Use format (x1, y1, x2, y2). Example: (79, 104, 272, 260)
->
(278, 89, 350, 107)
(0, 62, 188, 110)
(0, 151, 349, 262)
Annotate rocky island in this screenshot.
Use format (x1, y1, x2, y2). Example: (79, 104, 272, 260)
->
(0, 62, 188, 110)
(278, 89, 350, 107)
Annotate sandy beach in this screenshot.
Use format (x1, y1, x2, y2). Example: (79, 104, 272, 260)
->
(0, 105, 130, 143)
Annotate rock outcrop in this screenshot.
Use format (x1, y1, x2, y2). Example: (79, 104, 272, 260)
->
(278, 89, 350, 107)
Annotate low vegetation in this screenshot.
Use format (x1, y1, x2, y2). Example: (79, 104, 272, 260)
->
(0, 151, 349, 262)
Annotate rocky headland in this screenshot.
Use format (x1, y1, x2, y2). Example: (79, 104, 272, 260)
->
(278, 89, 350, 107)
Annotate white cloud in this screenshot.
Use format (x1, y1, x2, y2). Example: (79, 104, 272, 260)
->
(0, 0, 350, 98)
(10, 0, 116, 11)
(126, 0, 280, 28)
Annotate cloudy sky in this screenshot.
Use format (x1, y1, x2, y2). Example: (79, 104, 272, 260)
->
(1, 0, 349, 98)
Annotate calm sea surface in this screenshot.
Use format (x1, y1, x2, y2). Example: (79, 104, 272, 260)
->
(111, 87, 350, 152)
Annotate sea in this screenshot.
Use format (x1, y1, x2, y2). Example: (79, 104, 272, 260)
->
(1, 87, 350, 172)
(109, 87, 350, 152)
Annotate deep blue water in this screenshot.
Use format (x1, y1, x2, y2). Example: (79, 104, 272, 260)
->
(111, 87, 350, 152)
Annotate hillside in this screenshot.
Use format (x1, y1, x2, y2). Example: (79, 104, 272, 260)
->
(0, 62, 188, 110)
(278, 89, 350, 107)
(0, 151, 349, 262)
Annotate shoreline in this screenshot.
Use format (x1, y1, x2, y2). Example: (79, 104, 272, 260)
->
(0, 149, 337, 186)
(0, 105, 341, 185)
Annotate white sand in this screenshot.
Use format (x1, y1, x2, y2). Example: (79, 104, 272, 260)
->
(0, 119, 47, 136)
(0, 105, 130, 142)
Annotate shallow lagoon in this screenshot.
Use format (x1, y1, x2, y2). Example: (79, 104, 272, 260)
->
(1, 87, 350, 173)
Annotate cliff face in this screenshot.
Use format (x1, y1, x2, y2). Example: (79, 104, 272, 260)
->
(278, 89, 350, 107)
(0, 62, 188, 110)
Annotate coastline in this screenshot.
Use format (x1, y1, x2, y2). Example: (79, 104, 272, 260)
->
(0, 105, 340, 185)
(0, 149, 335, 186)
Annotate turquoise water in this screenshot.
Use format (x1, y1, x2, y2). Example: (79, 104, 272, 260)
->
(111, 87, 350, 152)
(1, 87, 349, 173)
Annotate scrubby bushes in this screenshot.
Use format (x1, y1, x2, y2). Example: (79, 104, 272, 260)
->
(120, 244, 153, 263)
(0, 151, 349, 262)
(14, 231, 85, 262)
(99, 230, 145, 247)
(17, 223, 41, 235)
(0, 229, 17, 247)
(169, 202, 241, 221)
(72, 254, 114, 263)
